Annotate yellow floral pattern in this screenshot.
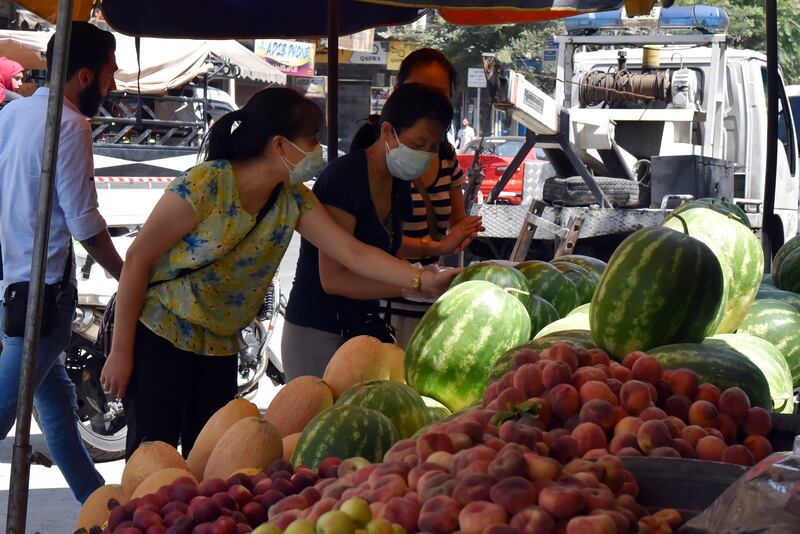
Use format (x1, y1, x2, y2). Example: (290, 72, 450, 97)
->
(140, 160, 317, 355)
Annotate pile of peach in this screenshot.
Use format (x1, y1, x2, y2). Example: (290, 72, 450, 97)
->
(484, 345, 774, 467)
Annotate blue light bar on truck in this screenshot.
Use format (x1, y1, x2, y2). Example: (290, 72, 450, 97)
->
(564, 5, 728, 35)
(658, 6, 729, 32)
(564, 9, 623, 34)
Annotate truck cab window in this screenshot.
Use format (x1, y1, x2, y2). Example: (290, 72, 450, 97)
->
(762, 67, 797, 175)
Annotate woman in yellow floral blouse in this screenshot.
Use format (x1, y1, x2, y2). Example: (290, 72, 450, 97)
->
(100, 88, 459, 459)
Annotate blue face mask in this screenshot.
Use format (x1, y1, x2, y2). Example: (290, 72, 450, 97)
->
(281, 140, 323, 184)
(385, 130, 436, 181)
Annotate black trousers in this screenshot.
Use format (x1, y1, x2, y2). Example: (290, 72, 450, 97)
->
(123, 322, 238, 460)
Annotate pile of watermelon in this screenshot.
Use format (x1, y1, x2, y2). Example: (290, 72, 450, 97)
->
(402, 199, 800, 418)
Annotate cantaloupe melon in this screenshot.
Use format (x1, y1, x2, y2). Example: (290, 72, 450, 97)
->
(322, 336, 389, 398)
(282, 432, 302, 461)
(186, 398, 260, 480)
(131, 468, 197, 499)
(203, 417, 282, 481)
(380, 343, 405, 382)
(265, 377, 333, 437)
(74, 484, 130, 532)
(121, 441, 188, 495)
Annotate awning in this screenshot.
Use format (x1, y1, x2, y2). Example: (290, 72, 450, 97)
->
(0, 29, 287, 90)
(112, 34, 287, 93)
(0, 29, 52, 70)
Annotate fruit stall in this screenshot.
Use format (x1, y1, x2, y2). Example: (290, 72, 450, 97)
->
(8, 0, 794, 532)
(72, 199, 800, 533)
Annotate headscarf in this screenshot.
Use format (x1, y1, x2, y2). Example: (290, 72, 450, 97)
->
(0, 57, 25, 103)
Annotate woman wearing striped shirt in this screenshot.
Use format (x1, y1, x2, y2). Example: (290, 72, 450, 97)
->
(385, 49, 483, 346)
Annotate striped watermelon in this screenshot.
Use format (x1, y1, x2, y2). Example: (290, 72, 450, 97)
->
(336, 380, 430, 439)
(553, 263, 597, 304)
(489, 330, 596, 381)
(590, 226, 724, 359)
(451, 263, 532, 310)
(648, 343, 772, 410)
(737, 299, 800, 386)
(422, 396, 451, 423)
(774, 235, 800, 293)
(529, 295, 560, 338)
(551, 255, 607, 278)
(535, 311, 590, 339)
(663, 208, 763, 333)
(526, 330, 596, 350)
(756, 287, 800, 311)
(405, 280, 531, 411)
(517, 261, 580, 317)
(568, 303, 591, 317)
(667, 198, 751, 228)
(291, 405, 398, 468)
(707, 334, 794, 413)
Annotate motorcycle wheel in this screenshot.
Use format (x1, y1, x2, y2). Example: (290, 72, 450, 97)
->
(59, 335, 127, 462)
(237, 319, 269, 397)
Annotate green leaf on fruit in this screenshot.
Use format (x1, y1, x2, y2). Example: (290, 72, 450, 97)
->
(490, 399, 540, 427)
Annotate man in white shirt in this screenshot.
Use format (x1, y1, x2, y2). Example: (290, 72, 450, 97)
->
(0, 22, 123, 503)
(457, 118, 476, 150)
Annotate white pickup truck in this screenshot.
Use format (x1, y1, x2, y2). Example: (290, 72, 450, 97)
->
(469, 5, 799, 262)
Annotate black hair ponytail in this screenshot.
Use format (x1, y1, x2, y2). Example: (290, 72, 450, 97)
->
(203, 87, 323, 163)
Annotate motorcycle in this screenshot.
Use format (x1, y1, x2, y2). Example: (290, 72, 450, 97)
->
(34, 229, 286, 462)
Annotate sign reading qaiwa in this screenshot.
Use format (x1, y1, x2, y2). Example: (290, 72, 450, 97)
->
(255, 39, 316, 77)
(316, 42, 389, 65)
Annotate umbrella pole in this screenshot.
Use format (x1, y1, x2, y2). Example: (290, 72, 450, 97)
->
(5, 0, 74, 531)
(328, 0, 340, 159)
(763, 0, 778, 269)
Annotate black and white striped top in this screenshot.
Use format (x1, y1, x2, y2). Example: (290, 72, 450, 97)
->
(403, 156, 465, 265)
(382, 155, 465, 320)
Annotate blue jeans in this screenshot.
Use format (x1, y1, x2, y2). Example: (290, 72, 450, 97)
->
(0, 285, 104, 503)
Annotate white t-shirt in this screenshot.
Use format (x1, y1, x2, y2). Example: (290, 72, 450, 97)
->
(0, 88, 106, 289)
(457, 125, 476, 149)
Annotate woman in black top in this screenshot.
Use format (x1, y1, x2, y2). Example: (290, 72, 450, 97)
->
(283, 83, 461, 379)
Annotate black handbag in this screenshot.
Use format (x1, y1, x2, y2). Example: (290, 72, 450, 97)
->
(2, 245, 75, 338)
(336, 300, 396, 343)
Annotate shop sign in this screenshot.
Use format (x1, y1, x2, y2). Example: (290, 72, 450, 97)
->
(316, 42, 388, 65)
(371, 86, 392, 114)
(387, 41, 420, 71)
(255, 39, 316, 77)
(294, 76, 327, 99)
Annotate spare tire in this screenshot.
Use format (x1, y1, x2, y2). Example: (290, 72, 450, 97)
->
(543, 176, 644, 208)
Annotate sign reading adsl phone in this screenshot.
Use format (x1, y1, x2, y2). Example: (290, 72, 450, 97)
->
(255, 39, 316, 77)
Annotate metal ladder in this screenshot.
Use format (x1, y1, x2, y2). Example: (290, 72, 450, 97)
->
(509, 200, 584, 262)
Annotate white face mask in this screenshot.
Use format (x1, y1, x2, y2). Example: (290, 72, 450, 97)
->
(385, 130, 436, 181)
(281, 140, 323, 184)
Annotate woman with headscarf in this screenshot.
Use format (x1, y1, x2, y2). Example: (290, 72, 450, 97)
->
(0, 57, 25, 110)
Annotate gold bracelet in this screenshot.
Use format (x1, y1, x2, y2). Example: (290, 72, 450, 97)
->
(411, 268, 424, 292)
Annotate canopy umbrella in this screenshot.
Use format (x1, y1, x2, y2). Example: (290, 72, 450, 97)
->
(359, 0, 633, 23)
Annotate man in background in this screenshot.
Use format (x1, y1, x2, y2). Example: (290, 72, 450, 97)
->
(0, 22, 123, 503)
(457, 118, 476, 150)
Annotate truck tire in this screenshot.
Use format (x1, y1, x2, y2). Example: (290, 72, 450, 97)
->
(543, 176, 644, 208)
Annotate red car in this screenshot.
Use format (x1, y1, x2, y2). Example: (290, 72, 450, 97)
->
(457, 136, 545, 205)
